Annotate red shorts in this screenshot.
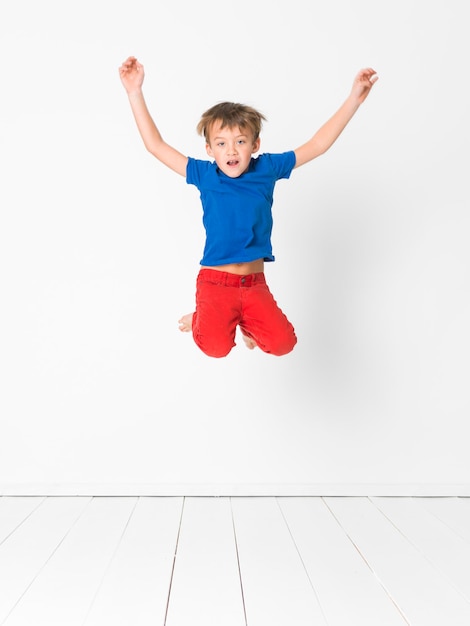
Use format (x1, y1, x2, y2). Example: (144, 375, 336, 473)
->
(192, 268, 297, 358)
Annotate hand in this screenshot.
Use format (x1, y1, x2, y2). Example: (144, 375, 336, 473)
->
(119, 56, 145, 94)
(350, 67, 378, 105)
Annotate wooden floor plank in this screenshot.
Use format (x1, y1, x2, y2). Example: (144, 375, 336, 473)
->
(3, 496, 470, 626)
(325, 497, 470, 626)
(83, 497, 183, 626)
(4, 497, 136, 626)
(165, 497, 246, 626)
(0, 497, 46, 546)
(231, 497, 327, 626)
(371, 496, 470, 602)
(0, 497, 91, 625)
(278, 497, 408, 626)
(416, 497, 470, 543)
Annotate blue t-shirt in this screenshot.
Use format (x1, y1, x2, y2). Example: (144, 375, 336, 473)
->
(186, 151, 296, 266)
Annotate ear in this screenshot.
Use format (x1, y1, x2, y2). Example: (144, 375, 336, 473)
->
(252, 137, 261, 154)
(206, 143, 214, 157)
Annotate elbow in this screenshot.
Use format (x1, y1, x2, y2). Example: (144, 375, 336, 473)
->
(145, 139, 166, 160)
(312, 139, 329, 157)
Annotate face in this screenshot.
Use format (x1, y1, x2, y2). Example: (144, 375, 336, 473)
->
(206, 122, 260, 178)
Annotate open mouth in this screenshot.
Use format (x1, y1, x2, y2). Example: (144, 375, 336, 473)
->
(227, 160, 239, 167)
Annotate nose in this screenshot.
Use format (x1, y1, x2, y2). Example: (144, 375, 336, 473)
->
(227, 142, 238, 155)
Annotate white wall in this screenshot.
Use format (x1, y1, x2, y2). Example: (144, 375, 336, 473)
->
(1, 0, 469, 494)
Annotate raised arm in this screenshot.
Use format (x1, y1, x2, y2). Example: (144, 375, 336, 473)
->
(119, 56, 188, 177)
(294, 68, 378, 168)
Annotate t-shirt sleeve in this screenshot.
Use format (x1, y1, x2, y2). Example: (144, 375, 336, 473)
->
(264, 151, 296, 180)
(186, 157, 212, 188)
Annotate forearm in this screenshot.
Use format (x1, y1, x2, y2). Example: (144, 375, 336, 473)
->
(294, 67, 378, 168)
(310, 95, 360, 154)
(127, 89, 165, 154)
(126, 89, 188, 176)
(294, 95, 360, 168)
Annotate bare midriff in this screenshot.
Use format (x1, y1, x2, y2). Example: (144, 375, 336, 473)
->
(201, 258, 264, 275)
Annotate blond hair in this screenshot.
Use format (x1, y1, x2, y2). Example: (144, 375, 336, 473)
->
(197, 102, 266, 143)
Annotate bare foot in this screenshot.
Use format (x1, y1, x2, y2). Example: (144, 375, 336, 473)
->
(178, 313, 193, 332)
(242, 333, 257, 350)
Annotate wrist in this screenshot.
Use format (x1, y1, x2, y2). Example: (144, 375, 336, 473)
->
(345, 93, 361, 111)
(127, 88, 144, 98)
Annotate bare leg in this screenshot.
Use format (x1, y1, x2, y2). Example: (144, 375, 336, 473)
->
(178, 313, 193, 332)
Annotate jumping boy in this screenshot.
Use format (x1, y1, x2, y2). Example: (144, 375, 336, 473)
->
(119, 56, 378, 358)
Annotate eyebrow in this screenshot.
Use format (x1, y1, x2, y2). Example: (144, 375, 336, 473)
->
(213, 134, 248, 141)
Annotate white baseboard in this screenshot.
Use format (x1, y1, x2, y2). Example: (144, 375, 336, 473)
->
(1, 484, 470, 496)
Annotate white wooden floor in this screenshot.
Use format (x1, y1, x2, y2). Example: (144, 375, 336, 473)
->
(1, 497, 470, 625)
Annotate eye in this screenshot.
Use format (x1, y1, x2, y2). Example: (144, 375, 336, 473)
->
(217, 142, 225, 147)
(237, 140, 246, 145)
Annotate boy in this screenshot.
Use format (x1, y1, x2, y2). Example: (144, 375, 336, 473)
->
(119, 57, 378, 358)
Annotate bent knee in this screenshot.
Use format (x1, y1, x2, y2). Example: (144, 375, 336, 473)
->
(194, 335, 235, 359)
(262, 333, 297, 356)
